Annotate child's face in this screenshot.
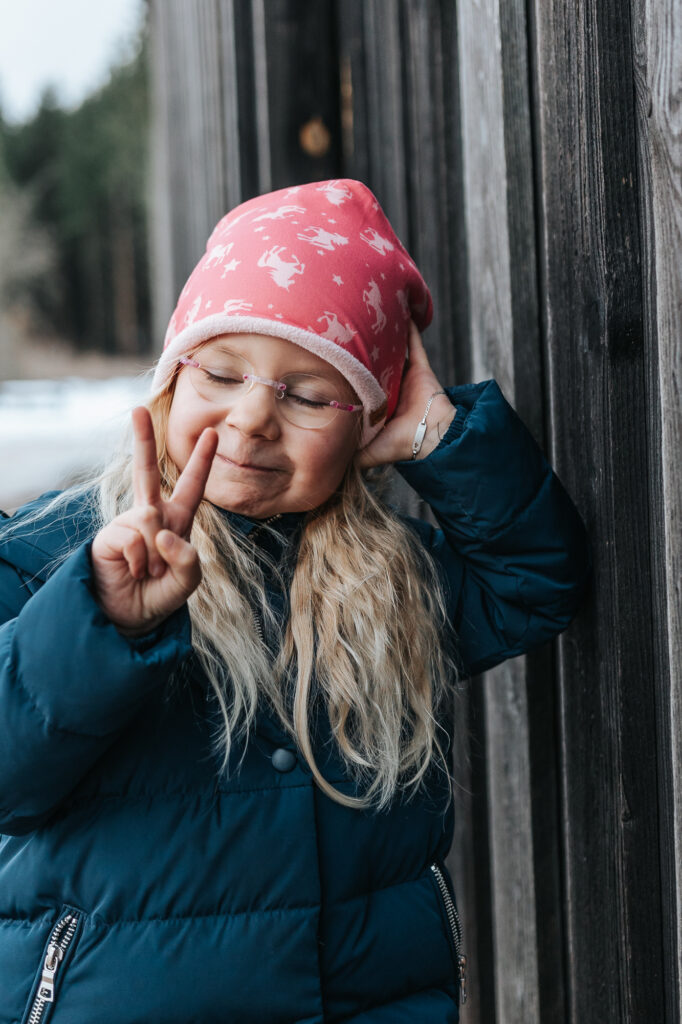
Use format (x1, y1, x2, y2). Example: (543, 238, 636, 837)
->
(166, 333, 362, 517)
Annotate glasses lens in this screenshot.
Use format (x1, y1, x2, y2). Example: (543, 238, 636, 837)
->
(188, 352, 250, 403)
(185, 353, 355, 429)
(278, 374, 339, 428)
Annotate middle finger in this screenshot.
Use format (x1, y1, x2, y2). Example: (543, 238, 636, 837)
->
(168, 428, 219, 536)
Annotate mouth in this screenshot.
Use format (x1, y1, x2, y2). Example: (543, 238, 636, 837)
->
(217, 453, 279, 473)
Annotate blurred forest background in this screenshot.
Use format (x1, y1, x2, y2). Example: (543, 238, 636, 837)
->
(0, 15, 150, 374)
(0, 3, 151, 509)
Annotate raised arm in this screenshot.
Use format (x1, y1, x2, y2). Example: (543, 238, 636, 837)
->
(395, 378, 592, 677)
(358, 321, 592, 678)
(0, 410, 217, 835)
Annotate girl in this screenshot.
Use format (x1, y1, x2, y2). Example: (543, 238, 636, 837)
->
(0, 179, 591, 1023)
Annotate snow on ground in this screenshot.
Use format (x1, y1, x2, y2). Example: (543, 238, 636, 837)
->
(0, 375, 150, 511)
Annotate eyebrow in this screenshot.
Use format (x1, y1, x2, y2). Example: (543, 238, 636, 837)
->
(210, 343, 340, 382)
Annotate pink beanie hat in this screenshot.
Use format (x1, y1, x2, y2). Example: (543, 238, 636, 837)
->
(152, 178, 433, 447)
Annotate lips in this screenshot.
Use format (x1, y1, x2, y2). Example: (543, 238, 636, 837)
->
(217, 453, 278, 471)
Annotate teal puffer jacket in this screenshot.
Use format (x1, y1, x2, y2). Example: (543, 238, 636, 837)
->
(0, 380, 591, 1023)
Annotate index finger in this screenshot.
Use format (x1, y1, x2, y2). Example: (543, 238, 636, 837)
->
(132, 406, 162, 507)
(169, 427, 219, 535)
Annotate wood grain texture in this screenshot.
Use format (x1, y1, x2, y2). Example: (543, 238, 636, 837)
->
(456, 1, 554, 1020)
(530, 0, 668, 1018)
(149, 0, 176, 342)
(632, 0, 682, 1019)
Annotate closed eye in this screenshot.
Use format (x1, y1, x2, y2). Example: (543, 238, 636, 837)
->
(203, 369, 243, 385)
(285, 392, 328, 408)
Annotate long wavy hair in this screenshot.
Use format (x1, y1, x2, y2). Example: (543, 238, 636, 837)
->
(9, 362, 462, 812)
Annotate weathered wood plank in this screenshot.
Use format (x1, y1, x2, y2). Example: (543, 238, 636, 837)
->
(215, 0, 243, 211)
(149, 0, 173, 339)
(631, 0, 682, 1018)
(259, 0, 341, 189)
(362, 0, 410, 238)
(251, 0, 272, 193)
(531, 0, 666, 1018)
(456, 1, 547, 1020)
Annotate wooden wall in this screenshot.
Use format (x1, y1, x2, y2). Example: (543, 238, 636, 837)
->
(149, 1, 681, 1020)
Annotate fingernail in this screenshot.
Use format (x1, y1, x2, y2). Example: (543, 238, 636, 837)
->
(151, 563, 165, 577)
(157, 531, 175, 554)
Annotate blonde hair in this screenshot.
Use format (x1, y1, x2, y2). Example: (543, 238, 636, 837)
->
(13, 371, 462, 812)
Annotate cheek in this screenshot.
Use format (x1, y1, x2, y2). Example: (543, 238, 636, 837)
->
(294, 432, 355, 484)
(166, 400, 203, 469)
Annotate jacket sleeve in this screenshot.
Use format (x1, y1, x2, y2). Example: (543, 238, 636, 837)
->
(394, 378, 593, 679)
(0, 540, 193, 835)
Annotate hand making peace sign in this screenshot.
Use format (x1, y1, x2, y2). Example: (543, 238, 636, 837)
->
(91, 407, 219, 636)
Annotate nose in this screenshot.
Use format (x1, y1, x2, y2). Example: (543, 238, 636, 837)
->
(223, 380, 282, 439)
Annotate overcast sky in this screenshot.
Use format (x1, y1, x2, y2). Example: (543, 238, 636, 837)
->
(0, 0, 145, 124)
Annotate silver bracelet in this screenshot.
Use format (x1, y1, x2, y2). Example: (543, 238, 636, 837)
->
(411, 390, 447, 459)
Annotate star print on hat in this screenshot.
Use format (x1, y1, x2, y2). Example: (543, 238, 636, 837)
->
(152, 178, 433, 447)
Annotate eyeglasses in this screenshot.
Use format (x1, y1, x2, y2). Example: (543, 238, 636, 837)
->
(178, 351, 363, 430)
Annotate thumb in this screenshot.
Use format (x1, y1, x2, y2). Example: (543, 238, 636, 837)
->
(405, 319, 431, 368)
(156, 530, 202, 596)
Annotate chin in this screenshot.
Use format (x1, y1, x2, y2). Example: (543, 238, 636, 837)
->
(204, 483, 278, 517)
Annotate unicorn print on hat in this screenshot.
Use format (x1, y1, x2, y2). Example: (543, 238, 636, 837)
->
(297, 227, 349, 252)
(257, 247, 305, 290)
(360, 228, 395, 255)
(317, 180, 354, 206)
(317, 312, 355, 345)
(253, 205, 306, 222)
(363, 279, 387, 334)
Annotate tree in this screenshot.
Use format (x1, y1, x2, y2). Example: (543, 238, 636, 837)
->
(0, 13, 151, 355)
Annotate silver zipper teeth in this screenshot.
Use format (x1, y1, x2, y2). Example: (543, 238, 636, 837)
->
(250, 514, 282, 645)
(430, 862, 468, 1004)
(204, 515, 282, 703)
(250, 513, 283, 540)
(27, 911, 81, 1023)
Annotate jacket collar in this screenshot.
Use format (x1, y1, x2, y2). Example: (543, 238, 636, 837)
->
(215, 506, 310, 540)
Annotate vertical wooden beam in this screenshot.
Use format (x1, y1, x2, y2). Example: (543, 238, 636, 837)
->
(529, 0, 666, 1018)
(457, 1, 551, 1021)
(148, 0, 176, 345)
(251, 0, 273, 193)
(215, 0, 243, 211)
(631, 0, 682, 1019)
(149, 0, 229, 331)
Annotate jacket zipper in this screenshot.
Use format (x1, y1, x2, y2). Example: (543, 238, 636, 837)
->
(250, 513, 283, 542)
(25, 909, 82, 1023)
(203, 514, 282, 696)
(430, 862, 468, 1004)
(250, 514, 282, 645)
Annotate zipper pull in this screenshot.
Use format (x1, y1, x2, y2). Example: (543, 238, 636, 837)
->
(458, 953, 468, 1004)
(38, 942, 64, 1002)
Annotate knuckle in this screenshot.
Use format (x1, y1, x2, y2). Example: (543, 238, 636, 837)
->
(138, 505, 159, 526)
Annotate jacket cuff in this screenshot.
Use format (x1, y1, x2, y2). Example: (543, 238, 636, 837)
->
(394, 383, 480, 469)
(393, 378, 592, 609)
(393, 380, 548, 538)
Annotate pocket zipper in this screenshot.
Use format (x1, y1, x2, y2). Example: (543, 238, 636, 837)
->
(430, 862, 468, 1004)
(26, 909, 82, 1023)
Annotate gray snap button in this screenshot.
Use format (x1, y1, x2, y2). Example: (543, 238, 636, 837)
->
(272, 748, 297, 773)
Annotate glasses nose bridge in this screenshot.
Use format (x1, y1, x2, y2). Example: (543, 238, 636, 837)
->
(223, 370, 284, 432)
(244, 371, 287, 399)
